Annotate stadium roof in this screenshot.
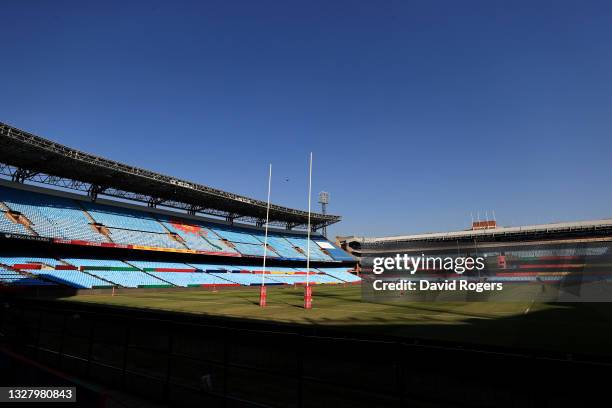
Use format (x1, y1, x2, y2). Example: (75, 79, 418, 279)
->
(0, 122, 340, 230)
(341, 218, 612, 245)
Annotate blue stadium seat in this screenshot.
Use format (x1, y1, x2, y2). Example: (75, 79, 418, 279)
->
(86, 270, 173, 287)
(209, 273, 264, 285)
(314, 241, 354, 261)
(0, 185, 356, 287)
(148, 272, 228, 286)
(0, 268, 56, 286)
(284, 237, 333, 261)
(317, 268, 361, 283)
(0, 257, 64, 268)
(231, 242, 268, 257)
(265, 236, 305, 259)
(0, 210, 32, 236)
(63, 258, 134, 269)
(126, 260, 195, 270)
(28, 269, 112, 288)
(159, 219, 227, 252)
(80, 201, 168, 233)
(107, 227, 184, 249)
(0, 186, 108, 242)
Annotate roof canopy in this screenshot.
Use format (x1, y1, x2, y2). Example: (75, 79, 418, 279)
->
(0, 122, 340, 230)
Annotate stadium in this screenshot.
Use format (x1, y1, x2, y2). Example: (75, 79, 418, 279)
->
(1, 122, 610, 407)
(5, 1, 612, 405)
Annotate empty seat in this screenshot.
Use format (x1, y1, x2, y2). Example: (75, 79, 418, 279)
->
(0, 186, 108, 242)
(317, 268, 361, 283)
(0, 211, 32, 236)
(0, 257, 64, 268)
(87, 270, 172, 287)
(127, 260, 195, 271)
(28, 269, 112, 288)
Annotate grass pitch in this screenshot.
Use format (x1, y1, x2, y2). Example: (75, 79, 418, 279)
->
(57, 285, 612, 356)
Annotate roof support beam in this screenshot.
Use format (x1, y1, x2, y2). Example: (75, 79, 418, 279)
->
(0, 122, 341, 230)
(148, 197, 165, 208)
(11, 168, 38, 183)
(88, 184, 105, 202)
(187, 205, 203, 216)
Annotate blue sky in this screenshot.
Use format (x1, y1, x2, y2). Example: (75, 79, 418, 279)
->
(2, 1, 611, 237)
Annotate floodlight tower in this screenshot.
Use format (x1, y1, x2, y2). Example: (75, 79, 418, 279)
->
(318, 191, 329, 237)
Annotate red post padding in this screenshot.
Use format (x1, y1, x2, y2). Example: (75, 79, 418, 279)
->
(259, 286, 267, 307)
(304, 285, 312, 309)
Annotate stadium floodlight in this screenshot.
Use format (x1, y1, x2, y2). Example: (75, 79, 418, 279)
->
(318, 191, 329, 205)
(260, 163, 272, 308)
(319, 191, 329, 237)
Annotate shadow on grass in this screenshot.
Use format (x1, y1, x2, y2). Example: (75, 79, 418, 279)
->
(7, 285, 612, 356)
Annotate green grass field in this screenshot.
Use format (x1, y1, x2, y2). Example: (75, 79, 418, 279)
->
(56, 285, 612, 355)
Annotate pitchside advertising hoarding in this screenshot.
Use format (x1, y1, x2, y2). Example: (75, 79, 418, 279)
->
(361, 240, 612, 302)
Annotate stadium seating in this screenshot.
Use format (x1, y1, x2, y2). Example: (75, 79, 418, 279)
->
(284, 237, 333, 261)
(106, 228, 184, 249)
(0, 185, 353, 261)
(126, 260, 195, 271)
(63, 258, 136, 269)
(0, 186, 107, 242)
(187, 263, 240, 272)
(0, 257, 65, 268)
(0, 269, 55, 286)
(300, 273, 342, 284)
(86, 270, 172, 288)
(0, 255, 361, 288)
(0, 210, 32, 236)
(212, 273, 265, 285)
(0, 185, 356, 291)
(231, 242, 267, 257)
(196, 231, 240, 254)
(0, 268, 54, 286)
(314, 241, 354, 261)
(161, 223, 257, 256)
(28, 269, 112, 288)
(317, 268, 361, 283)
(160, 219, 227, 252)
(266, 275, 307, 285)
(80, 201, 167, 233)
(212, 228, 263, 245)
(148, 272, 233, 286)
(265, 274, 341, 284)
(265, 236, 305, 259)
(247, 266, 299, 273)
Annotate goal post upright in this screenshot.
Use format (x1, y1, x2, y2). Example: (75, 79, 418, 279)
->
(259, 163, 272, 307)
(305, 152, 313, 309)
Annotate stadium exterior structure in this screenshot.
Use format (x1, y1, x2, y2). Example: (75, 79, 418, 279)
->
(340, 219, 612, 256)
(0, 122, 339, 230)
(339, 219, 612, 286)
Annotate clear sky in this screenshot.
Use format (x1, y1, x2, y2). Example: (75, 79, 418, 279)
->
(2, 1, 611, 238)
